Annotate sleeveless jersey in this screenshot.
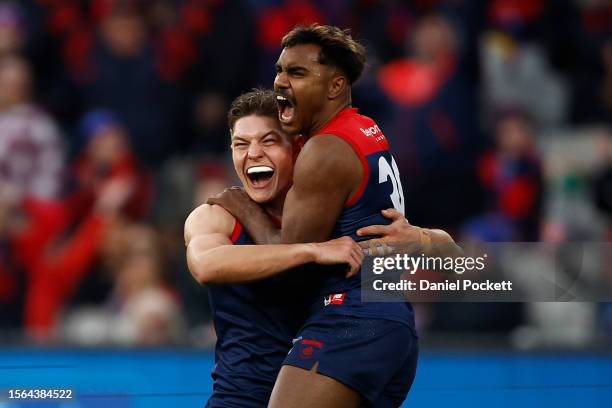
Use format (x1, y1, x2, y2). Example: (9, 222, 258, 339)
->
(207, 221, 306, 407)
(310, 107, 415, 328)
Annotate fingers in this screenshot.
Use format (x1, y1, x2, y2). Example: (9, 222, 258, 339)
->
(358, 238, 385, 255)
(354, 240, 364, 258)
(206, 186, 247, 205)
(356, 224, 390, 237)
(346, 241, 364, 277)
(346, 257, 360, 278)
(382, 208, 410, 225)
(359, 238, 397, 257)
(206, 197, 220, 206)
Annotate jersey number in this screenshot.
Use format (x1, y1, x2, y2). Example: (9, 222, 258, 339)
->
(378, 156, 405, 214)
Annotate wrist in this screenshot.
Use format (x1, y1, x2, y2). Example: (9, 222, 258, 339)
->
(427, 229, 453, 244)
(299, 243, 318, 264)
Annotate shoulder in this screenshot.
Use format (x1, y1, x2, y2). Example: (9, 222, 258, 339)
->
(184, 203, 236, 244)
(297, 135, 359, 173)
(293, 134, 362, 192)
(299, 134, 358, 167)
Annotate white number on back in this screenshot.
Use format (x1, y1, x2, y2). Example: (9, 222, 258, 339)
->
(378, 156, 405, 214)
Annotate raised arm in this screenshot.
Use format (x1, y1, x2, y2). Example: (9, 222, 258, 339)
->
(185, 203, 363, 284)
(280, 135, 362, 243)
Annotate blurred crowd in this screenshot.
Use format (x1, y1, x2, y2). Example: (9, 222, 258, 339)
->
(0, 0, 610, 348)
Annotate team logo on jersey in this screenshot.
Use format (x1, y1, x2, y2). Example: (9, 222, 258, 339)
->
(299, 339, 323, 359)
(324, 293, 346, 306)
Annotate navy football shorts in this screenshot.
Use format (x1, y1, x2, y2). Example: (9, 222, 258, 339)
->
(283, 313, 418, 407)
(206, 392, 269, 408)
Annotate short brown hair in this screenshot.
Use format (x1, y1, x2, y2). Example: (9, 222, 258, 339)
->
(281, 24, 366, 85)
(227, 88, 278, 132)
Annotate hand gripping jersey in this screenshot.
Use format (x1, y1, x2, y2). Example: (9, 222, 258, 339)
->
(308, 107, 415, 329)
(206, 222, 306, 408)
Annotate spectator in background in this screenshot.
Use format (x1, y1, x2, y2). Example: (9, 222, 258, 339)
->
(429, 112, 537, 338)
(192, 161, 232, 207)
(481, 0, 568, 128)
(0, 52, 64, 333)
(476, 110, 543, 241)
(70, 109, 153, 221)
(78, 3, 181, 165)
(62, 223, 185, 346)
(19, 175, 132, 341)
(185, 0, 256, 157)
(0, 2, 24, 57)
(110, 224, 184, 346)
(378, 13, 482, 228)
(571, 39, 612, 125)
(14, 108, 153, 341)
(0, 55, 64, 206)
(543, 0, 612, 126)
(253, 0, 323, 86)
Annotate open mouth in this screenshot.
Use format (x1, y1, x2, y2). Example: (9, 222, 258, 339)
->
(276, 94, 296, 124)
(246, 165, 275, 188)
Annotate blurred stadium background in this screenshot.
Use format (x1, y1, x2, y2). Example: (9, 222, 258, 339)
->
(0, 0, 610, 406)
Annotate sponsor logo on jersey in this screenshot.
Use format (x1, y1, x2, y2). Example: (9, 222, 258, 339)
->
(324, 293, 346, 306)
(360, 125, 381, 137)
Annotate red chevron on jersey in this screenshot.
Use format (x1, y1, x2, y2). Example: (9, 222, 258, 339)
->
(230, 219, 243, 243)
(314, 108, 389, 206)
(315, 108, 389, 156)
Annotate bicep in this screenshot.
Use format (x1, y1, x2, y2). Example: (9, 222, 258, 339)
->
(281, 135, 362, 244)
(184, 204, 234, 245)
(281, 184, 345, 243)
(189, 233, 233, 253)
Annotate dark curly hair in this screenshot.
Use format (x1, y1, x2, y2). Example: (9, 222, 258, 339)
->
(281, 24, 366, 85)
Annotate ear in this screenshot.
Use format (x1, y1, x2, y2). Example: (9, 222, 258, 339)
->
(328, 73, 347, 100)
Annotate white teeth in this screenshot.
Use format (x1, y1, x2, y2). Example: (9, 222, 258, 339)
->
(247, 166, 274, 174)
(276, 95, 287, 102)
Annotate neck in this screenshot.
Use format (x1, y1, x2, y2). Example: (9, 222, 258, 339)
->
(308, 93, 352, 137)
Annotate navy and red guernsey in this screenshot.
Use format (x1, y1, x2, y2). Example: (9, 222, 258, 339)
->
(281, 108, 418, 405)
(308, 107, 415, 329)
(206, 221, 306, 408)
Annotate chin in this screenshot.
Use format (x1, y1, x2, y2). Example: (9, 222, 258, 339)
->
(248, 190, 273, 204)
(281, 121, 300, 135)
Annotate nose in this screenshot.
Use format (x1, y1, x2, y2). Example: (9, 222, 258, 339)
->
(274, 71, 289, 91)
(247, 140, 264, 159)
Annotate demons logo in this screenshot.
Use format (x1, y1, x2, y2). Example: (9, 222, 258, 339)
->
(299, 339, 323, 359)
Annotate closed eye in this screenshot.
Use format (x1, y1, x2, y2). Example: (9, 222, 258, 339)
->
(287, 67, 306, 77)
(232, 142, 248, 149)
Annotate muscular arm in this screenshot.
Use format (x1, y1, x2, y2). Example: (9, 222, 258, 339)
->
(354, 211, 463, 303)
(280, 135, 362, 244)
(185, 204, 362, 284)
(357, 209, 464, 267)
